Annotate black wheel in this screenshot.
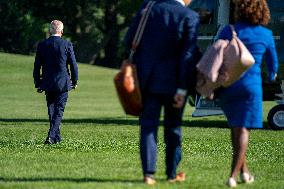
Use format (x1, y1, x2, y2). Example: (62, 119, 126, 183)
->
(267, 104, 284, 130)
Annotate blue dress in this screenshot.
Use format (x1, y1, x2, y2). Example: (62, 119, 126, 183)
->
(217, 22, 278, 128)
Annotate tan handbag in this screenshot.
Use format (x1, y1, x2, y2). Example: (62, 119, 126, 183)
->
(220, 25, 255, 87)
(196, 25, 255, 98)
(114, 1, 155, 116)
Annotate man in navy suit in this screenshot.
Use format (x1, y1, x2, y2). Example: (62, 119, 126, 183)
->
(124, 0, 199, 185)
(33, 20, 78, 144)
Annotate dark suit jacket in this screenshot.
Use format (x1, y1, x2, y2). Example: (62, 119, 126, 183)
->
(33, 36, 78, 92)
(124, 0, 199, 95)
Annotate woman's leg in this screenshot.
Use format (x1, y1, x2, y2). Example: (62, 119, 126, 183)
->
(241, 157, 249, 174)
(230, 127, 249, 179)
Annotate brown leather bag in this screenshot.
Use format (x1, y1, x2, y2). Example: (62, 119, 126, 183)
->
(114, 59, 142, 116)
(113, 1, 155, 116)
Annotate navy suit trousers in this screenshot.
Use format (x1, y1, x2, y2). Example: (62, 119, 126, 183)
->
(139, 93, 185, 179)
(45, 91, 68, 142)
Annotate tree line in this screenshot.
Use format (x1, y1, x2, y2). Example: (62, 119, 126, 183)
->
(0, 0, 143, 68)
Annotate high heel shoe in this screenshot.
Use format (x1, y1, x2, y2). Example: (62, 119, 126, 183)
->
(226, 177, 237, 188)
(241, 172, 254, 184)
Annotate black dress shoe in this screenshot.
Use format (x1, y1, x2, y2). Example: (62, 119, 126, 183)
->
(55, 136, 62, 144)
(44, 137, 55, 144)
(54, 138, 61, 144)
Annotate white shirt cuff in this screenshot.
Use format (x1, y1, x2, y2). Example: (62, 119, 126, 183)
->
(177, 88, 187, 96)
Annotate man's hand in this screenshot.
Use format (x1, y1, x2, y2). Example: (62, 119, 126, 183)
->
(173, 93, 185, 109)
(37, 88, 43, 93)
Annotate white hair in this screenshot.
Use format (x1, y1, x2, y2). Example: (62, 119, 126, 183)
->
(49, 20, 64, 34)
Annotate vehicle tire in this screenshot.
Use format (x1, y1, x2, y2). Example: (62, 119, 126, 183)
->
(267, 104, 284, 130)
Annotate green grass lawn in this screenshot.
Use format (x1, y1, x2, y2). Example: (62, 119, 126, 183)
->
(0, 52, 283, 189)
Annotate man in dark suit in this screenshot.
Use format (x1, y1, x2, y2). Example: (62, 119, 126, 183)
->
(33, 20, 78, 144)
(124, 0, 199, 185)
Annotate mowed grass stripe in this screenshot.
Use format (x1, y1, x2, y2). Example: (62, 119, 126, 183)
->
(0, 52, 283, 189)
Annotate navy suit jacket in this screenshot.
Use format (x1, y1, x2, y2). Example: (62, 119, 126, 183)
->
(33, 36, 78, 92)
(124, 0, 199, 95)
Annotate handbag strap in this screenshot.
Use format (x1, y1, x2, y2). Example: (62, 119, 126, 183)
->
(129, 1, 156, 60)
(229, 25, 237, 38)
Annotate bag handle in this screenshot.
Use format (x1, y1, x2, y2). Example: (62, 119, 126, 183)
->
(129, 1, 156, 60)
(229, 25, 237, 38)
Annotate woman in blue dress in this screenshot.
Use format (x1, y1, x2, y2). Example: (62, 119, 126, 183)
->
(217, 0, 278, 187)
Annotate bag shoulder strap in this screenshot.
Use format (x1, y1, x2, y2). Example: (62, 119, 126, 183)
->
(129, 1, 156, 60)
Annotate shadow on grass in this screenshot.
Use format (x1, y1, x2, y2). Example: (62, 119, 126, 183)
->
(183, 119, 228, 128)
(0, 118, 227, 128)
(0, 118, 139, 126)
(0, 177, 141, 184)
(184, 119, 273, 130)
(0, 118, 272, 130)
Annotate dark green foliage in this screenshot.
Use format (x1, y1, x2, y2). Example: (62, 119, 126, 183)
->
(0, 0, 44, 53)
(0, 0, 143, 67)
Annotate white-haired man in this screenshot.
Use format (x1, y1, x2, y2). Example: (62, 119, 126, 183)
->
(33, 20, 78, 144)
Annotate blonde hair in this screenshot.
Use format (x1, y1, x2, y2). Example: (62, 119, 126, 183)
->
(234, 0, 270, 25)
(49, 20, 64, 34)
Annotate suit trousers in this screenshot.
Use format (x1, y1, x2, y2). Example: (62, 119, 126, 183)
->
(45, 91, 68, 142)
(139, 93, 185, 179)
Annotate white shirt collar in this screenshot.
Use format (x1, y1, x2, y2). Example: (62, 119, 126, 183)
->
(174, 0, 185, 6)
(51, 34, 61, 37)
